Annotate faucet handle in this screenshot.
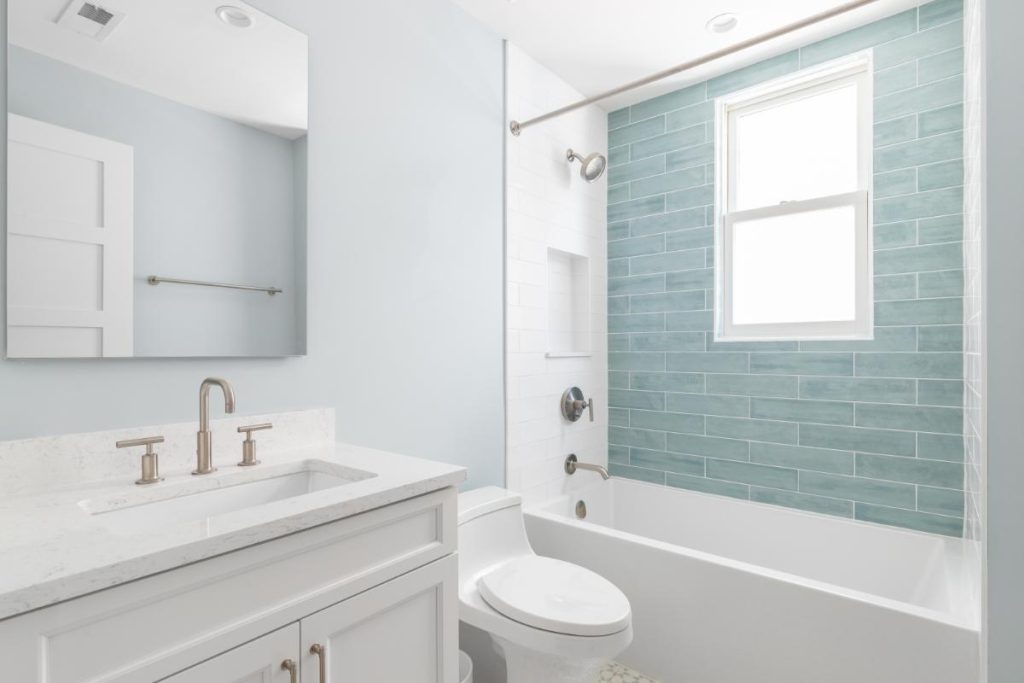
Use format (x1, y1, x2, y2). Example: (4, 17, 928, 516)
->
(237, 423, 272, 467)
(116, 436, 165, 485)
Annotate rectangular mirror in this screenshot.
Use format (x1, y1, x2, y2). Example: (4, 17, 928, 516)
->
(5, 0, 308, 358)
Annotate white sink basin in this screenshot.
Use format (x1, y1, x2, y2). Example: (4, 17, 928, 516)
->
(80, 460, 375, 536)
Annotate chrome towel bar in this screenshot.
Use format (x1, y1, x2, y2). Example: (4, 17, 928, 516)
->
(147, 275, 282, 296)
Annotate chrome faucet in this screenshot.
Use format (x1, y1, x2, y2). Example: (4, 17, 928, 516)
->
(564, 453, 610, 480)
(194, 377, 236, 475)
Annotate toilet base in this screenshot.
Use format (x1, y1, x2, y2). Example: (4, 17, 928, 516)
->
(492, 636, 606, 683)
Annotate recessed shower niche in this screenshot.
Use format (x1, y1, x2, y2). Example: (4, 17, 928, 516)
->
(546, 247, 590, 357)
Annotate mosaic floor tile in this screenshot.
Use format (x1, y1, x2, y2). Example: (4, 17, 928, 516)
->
(597, 661, 660, 683)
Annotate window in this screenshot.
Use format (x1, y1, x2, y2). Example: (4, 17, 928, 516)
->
(715, 55, 873, 341)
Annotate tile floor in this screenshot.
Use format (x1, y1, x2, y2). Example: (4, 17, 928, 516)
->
(597, 661, 660, 683)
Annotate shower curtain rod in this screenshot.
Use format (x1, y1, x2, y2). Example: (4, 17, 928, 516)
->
(509, 0, 880, 136)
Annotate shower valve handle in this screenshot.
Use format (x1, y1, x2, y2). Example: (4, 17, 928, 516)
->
(561, 387, 594, 423)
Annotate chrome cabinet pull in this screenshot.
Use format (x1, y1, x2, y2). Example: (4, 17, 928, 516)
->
(280, 659, 297, 683)
(310, 643, 326, 683)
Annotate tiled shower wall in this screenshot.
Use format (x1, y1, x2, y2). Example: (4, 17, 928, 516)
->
(607, 0, 966, 536)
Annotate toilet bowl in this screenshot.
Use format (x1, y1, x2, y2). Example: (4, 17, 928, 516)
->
(458, 487, 633, 683)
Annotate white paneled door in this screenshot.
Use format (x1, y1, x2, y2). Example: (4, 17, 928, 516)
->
(163, 624, 299, 683)
(6, 113, 134, 357)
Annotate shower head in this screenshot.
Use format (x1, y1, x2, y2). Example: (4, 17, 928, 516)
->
(567, 148, 607, 183)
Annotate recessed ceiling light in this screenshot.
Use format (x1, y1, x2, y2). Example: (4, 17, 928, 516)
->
(216, 5, 253, 29)
(706, 12, 739, 34)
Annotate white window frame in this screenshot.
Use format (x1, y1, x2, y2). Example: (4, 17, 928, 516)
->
(714, 53, 874, 342)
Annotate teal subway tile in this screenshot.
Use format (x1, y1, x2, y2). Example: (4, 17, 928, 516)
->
(856, 403, 963, 434)
(919, 48, 965, 85)
(630, 83, 706, 122)
(666, 227, 714, 251)
(874, 20, 965, 70)
(630, 409, 705, 435)
(666, 143, 715, 173)
(609, 116, 665, 148)
(609, 313, 664, 333)
(631, 208, 706, 237)
(875, 168, 918, 198)
(608, 234, 664, 259)
(918, 486, 965, 516)
(666, 100, 714, 132)
(705, 340, 798, 353)
(918, 379, 964, 407)
(707, 458, 798, 491)
(709, 51, 801, 97)
(609, 371, 630, 389)
(874, 221, 918, 249)
(919, 104, 963, 137)
(801, 9, 917, 66)
(666, 472, 749, 499)
(632, 372, 705, 393)
(666, 310, 714, 331)
(631, 290, 705, 313)
(919, 214, 963, 243)
(856, 453, 963, 488)
(749, 353, 854, 376)
(919, 432, 964, 462)
(706, 416, 798, 445)
(631, 332, 705, 352)
(875, 115, 918, 147)
(665, 184, 715, 211)
(875, 242, 962, 275)
(609, 352, 665, 371)
(751, 487, 854, 517)
(608, 221, 630, 240)
(608, 334, 629, 353)
(876, 298, 962, 326)
(751, 398, 854, 426)
(610, 463, 667, 485)
(856, 353, 962, 379)
(609, 145, 630, 165)
(608, 155, 667, 186)
(918, 325, 963, 351)
(706, 249, 715, 268)
(800, 377, 917, 404)
(609, 408, 630, 427)
(608, 443, 630, 465)
(800, 424, 916, 456)
(750, 442, 854, 475)
(875, 274, 917, 301)
(608, 107, 631, 130)
(609, 195, 665, 222)
(919, 0, 964, 30)
(667, 393, 749, 417)
(668, 352, 748, 373)
(706, 374, 798, 398)
(610, 389, 666, 411)
(666, 268, 714, 292)
(855, 503, 962, 536)
(875, 186, 963, 223)
(608, 258, 629, 279)
(875, 62, 918, 97)
(800, 471, 916, 508)
(918, 269, 964, 298)
(875, 76, 963, 122)
(608, 296, 629, 315)
(632, 125, 706, 161)
(666, 432, 749, 461)
(608, 274, 664, 296)
(610, 426, 667, 450)
(918, 159, 964, 191)
(609, 183, 630, 206)
(630, 448, 705, 476)
(631, 249, 706, 275)
(800, 327, 918, 352)
(631, 166, 705, 198)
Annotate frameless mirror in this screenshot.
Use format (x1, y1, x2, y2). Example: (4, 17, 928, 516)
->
(5, 0, 308, 357)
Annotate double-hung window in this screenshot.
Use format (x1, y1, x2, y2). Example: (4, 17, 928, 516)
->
(715, 54, 873, 341)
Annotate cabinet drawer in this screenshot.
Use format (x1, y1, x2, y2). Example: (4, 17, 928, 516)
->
(0, 487, 455, 683)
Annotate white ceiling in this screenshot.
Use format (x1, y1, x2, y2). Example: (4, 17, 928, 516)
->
(9, 0, 308, 138)
(452, 0, 921, 112)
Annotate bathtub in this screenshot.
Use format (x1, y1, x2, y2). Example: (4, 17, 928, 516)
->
(524, 478, 980, 683)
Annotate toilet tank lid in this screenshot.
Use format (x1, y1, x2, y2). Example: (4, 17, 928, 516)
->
(458, 486, 522, 525)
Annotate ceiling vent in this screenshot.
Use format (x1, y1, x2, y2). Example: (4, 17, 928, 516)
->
(56, 1, 125, 42)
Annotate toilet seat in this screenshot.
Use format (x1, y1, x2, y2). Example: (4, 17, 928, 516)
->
(477, 555, 631, 637)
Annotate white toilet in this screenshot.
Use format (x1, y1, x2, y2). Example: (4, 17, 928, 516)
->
(458, 487, 633, 683)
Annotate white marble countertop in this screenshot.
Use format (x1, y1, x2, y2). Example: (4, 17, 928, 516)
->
(0, 441, 465, 621)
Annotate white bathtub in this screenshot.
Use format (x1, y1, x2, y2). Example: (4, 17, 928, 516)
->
(524, 478, 980, 683)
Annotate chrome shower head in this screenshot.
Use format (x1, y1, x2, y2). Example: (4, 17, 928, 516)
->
(567, 148, 607, 183)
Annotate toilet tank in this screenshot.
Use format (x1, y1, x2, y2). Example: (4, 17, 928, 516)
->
(458, 487, 535, 580)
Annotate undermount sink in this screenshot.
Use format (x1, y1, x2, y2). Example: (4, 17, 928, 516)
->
(80, 460, 375, 536)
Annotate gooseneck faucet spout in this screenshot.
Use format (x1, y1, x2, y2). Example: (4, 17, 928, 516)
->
(194, 377, 236, 475)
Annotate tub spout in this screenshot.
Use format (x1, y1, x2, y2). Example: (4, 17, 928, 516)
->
(565, 453, 610, 480)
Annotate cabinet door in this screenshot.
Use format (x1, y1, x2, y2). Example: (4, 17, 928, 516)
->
(162, 624, 299, 683)
(301, 555, 458, 683)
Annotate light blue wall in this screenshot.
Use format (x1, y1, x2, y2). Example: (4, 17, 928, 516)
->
(0, 0, 506, 489)
(606, 0, 966, 535)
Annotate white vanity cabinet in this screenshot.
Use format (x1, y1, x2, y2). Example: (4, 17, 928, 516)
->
(0, 488, 459, 683)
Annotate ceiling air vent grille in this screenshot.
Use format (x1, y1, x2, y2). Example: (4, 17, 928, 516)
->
(77, 3, 115, 26)
(56, 0, 125, 41)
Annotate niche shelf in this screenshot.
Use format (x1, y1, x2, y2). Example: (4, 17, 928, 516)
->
(546, 247, 591, 358)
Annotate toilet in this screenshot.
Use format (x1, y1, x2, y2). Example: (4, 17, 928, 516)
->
(458, 487, 633, 683)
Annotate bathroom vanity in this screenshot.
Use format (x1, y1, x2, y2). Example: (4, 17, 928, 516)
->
(0, 410, 464, 682)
